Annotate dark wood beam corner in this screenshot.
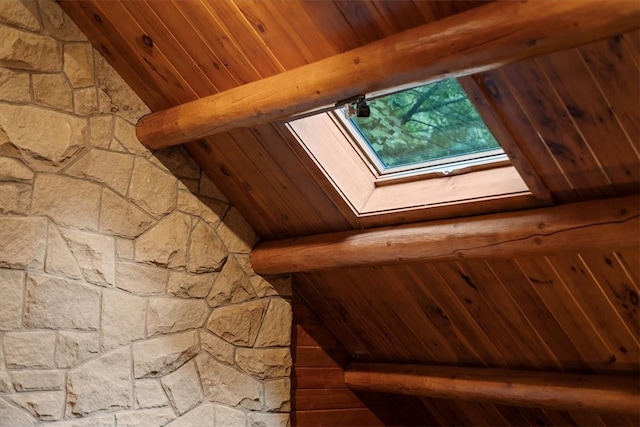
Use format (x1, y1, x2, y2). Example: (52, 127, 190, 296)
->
(135, 0, 639, 149)
(345, 363, 640, 416)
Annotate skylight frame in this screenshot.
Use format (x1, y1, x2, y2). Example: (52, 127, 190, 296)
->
(333, 109, 510, 180)
(284, 75, 551, 223)
(329, 76, 513, 181)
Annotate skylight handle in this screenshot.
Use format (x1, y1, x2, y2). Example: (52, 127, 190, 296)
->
(339, 95, 370, 118)
(355, 96, 370, 118)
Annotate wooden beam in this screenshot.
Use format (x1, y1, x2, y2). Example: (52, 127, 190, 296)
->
(136, 0, 639, 149)
(250, 195, 639, 274)
(345, 363, 640, 416)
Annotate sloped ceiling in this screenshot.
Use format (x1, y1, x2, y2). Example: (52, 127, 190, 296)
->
(61, 0, 639, 238)
(60, 1, 640, 425)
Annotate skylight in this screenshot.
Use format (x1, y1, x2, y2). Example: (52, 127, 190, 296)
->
(286, 76, 541, 221)
(338, 79, 507, 176)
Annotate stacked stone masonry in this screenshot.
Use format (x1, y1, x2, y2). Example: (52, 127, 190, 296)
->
(0, 1, 292, 425)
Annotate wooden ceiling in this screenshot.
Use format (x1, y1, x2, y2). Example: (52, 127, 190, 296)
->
(60, 0, 639, 425)
(296, 248, 639, 371)
(61, 0, 639, 236)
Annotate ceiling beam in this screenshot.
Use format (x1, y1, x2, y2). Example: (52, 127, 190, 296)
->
(136, 0, 639, 149)
(250, 195, 639, 274)
(345, 363, 640, 416)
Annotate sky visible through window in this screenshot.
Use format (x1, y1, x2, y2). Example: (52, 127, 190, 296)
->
(347, 79, 501, 171)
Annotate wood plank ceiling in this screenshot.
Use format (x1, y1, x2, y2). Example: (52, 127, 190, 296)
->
(60, 1, 640, 425)
(61, 0, 640, 238)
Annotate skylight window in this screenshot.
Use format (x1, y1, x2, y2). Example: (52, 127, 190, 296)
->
(286, 76, 544, 222)
(337, 79, 507, 176)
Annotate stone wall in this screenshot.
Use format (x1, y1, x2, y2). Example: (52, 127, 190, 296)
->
(0, 1, 292, 425)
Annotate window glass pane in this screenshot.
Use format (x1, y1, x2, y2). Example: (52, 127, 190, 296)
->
(349, 79, 501, 169)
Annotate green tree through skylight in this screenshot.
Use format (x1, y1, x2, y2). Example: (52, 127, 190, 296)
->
(350, 79, 500, 169)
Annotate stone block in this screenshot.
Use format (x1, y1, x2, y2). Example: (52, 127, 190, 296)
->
(234, 254, 255, 276)
(215, 406, 246, 427)
(45, 224, 82, 280)
(0, 68, 31, 103)
(0, 182, 31, 214)
(271, 274, 293, 297)
(113, 116, 147, 155)
(0, 364, 12, 393)
(0, 399, 37, 427)
(115, 238, 134, 260)
(235, 348, 292, 380)
(46, 414, 115, 426)
(64, 42, 94, 88)
(199, 173, 228, 202)
(6, 391, 64, 421)
(216, 207, 258, 254)
(0, 26, 62, 72)
(161, 361, 202, 415)
(32, 175, 99, 229)
(73, 87, 99, 116)
(115, 408, 176, 427)
(247, 412, 290, 427)
(196, 353, 261, 410)
(129, 157, 177, 218)
(206, 299, 267, 347)
(253, 274, 292, 298)
(101, 289, 146, 350)
(59, 228, 115, 287)
(0, 269, 23, 330)
(254, 298, 292, 347)
(33, 73, 73, 111)
(165, 403, 214, 427)
(89, 116, 112, 149)
(264, 378, 291, 412)
(116, 261, 168, 295)
(178, 177, 199, 194)
(100, 189, 155, 238)
(10, 370, 65, 391)
(168, 271, 215, 299)
(0, 130, 19, 159)
(188, 220, 227, 273)
(24, 273, 100, 330)
(135, 212, 190, 269)
(199, 330, 234, 365)
(0, 157, 33, 182)
(0, 0, 41, 31)
(0, 217, 46, 270)
(39, 0, 87, 41)
(152, 147, 200, 179)
(0, 105, 86, 171)
(109, 137, 128, 153)
(177, 190, 226, 228)
(3, 331, 55, 369)
(0, 347, 10, 392)
(65, 149, 133, 196)
(147, 297, 209, 336)
(66, 348, 132, 417)
(132, 330, 199, 379)
(207, 255, 255, 307)
(55, 331, 99, 369)
(249, 275, 277, 298)
(134, 379, 169, 409)
(96, 55, 150, 124)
